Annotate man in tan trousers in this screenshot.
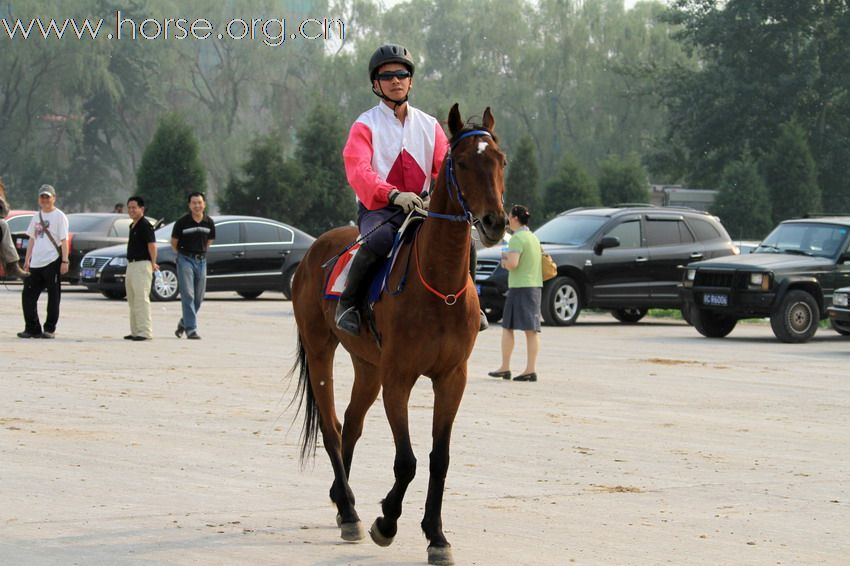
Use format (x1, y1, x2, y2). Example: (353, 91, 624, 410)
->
(124, 196, 158, 341)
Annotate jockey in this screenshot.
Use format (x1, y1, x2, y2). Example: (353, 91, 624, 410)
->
(336, 43, 489, 336)
(335, 43, 449, 335)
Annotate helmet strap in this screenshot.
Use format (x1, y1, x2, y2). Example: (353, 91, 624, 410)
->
(372, 83, 409, 114)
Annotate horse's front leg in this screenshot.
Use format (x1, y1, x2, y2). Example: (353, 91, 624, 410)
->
(421, 367, 467, 566)
(369, 374, 417, 548)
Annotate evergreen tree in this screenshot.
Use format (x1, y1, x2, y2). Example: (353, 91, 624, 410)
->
(219, 135, 303, 222)
(542, 154, 600, 221)
(598, 155, 649, 206)
(764, 120, 821, 223)
(711, 158, 773, 240)
(136, 114, 206, 222)
(505, 136, 542, 226)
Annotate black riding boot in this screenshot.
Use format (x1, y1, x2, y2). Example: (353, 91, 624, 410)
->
(335, 245, 383, 336)
(469, 243, 488, 331)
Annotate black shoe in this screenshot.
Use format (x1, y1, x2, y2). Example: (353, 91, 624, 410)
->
(487, 370, 511, 380)
(131, 335, 150, 341)
(175, 320, 185, 338)
(513, 372, 537, 382)
(479, 309, 489, 331)
(41, 331, 55, 339)
(124, 335, 135, 340)
(17, 331, 41, 339)
(186, 332, 201, 340)
(335, 303, 361, 336)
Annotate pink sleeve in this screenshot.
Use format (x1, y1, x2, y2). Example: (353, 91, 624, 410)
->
(431, 122, 449, 179)
(342, 122, 395, 211)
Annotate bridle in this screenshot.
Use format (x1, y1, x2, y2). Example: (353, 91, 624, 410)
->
(416, 128, 496, 305)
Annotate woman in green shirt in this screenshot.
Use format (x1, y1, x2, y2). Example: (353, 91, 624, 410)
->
(488, 205, 542, 382)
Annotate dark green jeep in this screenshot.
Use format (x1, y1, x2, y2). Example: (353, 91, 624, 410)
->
(681, 217, 850, 343)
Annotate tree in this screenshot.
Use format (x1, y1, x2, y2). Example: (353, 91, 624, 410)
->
(505, 136, 542, 225)
(764, 120, 821, 223)
(542, 154, 600, 220)
(598, 155, 648, 205)
(136, 114, 206, 222)
(710, 158, 773, 240)
(219, 135, 302, 221)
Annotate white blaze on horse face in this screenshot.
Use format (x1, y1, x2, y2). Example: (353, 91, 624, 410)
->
(477, 141, 488, 154)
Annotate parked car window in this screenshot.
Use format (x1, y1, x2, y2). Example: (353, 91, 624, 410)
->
(213, 222, 240, 246)
(688, 217, 722, 241)
(6, 215, 32, 231)
(535, 215, 607, 245)
(278, 225, 295, 244)
(245, 221, 281, 244)
(646, 219, 692, 246)
(605, 219, 641, 249)
(68, 215, 106, 232)
(111, 218, 132, 238)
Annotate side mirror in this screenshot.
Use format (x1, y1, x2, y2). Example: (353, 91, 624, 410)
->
(594, 236, 620, 255)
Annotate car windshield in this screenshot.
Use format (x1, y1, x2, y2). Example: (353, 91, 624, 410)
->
(757, 222, 849, 258)
(68, 215, 109, 232)
(155, 222, 176, 242)
(534, 215, 607, 245)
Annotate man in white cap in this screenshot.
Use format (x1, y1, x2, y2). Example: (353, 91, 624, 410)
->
(18, 184, 69, 339)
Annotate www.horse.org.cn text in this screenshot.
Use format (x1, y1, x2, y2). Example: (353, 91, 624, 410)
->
(0, 11, 346, 47)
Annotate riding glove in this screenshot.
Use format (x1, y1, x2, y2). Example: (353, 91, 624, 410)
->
(389, 189, 424, 213)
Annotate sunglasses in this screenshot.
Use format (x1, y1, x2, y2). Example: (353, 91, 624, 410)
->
(376, 70, 411, 81)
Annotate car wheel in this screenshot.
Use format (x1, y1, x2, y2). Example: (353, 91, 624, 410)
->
(770, 290, 819, 343)
(282, 263, 298, 300)
(541, 276, 581, 326)
(151, 264, 179, 301)
(237, 291, 263, 300)
(611, 308, 647, 324)
(692, 308, 737, 338)
(101, 290, 126, 300)
(830, 319, 850, 336)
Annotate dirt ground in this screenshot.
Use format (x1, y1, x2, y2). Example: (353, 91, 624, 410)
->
(1, 285, 849, 565)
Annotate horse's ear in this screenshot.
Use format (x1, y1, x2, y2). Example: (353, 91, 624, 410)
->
(483, 107, 495, 132)
(448, 103, 463, 136)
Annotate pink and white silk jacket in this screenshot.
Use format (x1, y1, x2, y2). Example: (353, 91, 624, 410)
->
(343, 103, 449, 211)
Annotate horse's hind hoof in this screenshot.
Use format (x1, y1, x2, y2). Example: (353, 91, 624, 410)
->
(428, 545, 454, 565)
(369, 518, 394, 547)
(340, 520, 365, 542)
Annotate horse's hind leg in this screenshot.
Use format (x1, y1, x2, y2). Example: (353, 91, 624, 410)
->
(420, 369, 466, 566)
(369, 375, 417, 548)
(303, 339, 365, 541)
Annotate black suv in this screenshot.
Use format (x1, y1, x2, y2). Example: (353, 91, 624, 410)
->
(681, 217, 850, 343)
(475, 206, 736, 325)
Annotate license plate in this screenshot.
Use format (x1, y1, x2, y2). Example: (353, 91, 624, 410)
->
(82, 267, 96, 279)
(703, 293, 728, 306)
(476, 284, 481, 295)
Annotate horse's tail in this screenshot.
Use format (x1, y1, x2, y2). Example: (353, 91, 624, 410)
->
(288, 332, 319, 463)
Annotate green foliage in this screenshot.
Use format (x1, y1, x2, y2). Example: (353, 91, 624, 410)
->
(543, 154, 600, 220)
(598, 155, 649, 206)
(764, 121, 821, 222)
(505, 136, 542, 226)
(710, 158, 773, 240)
(136, 114, 206, 222)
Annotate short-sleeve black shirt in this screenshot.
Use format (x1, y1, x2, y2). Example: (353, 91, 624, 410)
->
(126, 219, 157, 261)
(171, 214, 216, 254)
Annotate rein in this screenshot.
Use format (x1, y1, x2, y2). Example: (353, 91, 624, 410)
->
(413, 235, 469, 306)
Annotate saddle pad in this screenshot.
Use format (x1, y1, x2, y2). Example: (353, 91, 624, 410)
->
(324, 243, 360, 300)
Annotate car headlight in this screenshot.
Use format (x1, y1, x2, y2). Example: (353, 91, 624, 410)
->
(683, 268, 696, 288)
(748, 272, 771, 290)
(109, 257, 128, 267)
(834, 292, 849, 308)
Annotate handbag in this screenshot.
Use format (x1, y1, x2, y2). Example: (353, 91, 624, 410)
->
(541, 248, 557, 281)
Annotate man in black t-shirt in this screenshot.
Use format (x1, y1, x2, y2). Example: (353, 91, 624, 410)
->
(125, 196, 158, 341)
(170, 192, 215, 340)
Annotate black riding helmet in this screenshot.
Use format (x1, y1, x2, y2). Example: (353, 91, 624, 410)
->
(368, 43, 415, 81)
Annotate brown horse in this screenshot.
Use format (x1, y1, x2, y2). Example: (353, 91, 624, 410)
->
(289, 103, 506, 565)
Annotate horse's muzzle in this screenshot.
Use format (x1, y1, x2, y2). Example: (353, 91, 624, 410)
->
(477, 212, 507, 247)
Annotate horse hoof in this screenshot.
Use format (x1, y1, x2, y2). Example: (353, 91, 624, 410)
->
(340, 521, 365, 542)
(369, 518, 394, 547)
(428, 545, 454, 565)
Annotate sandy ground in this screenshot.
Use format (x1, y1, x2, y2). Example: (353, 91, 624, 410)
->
(1, 285, 849, 565)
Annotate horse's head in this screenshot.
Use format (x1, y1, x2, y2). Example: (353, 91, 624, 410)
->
(444, 104, 507, 247)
